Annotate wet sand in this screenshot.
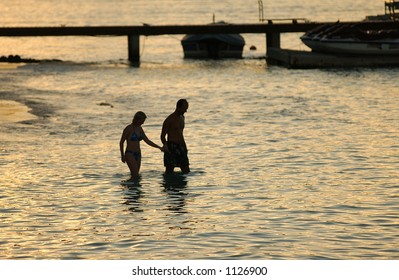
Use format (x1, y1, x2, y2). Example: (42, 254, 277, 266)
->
(0, 63, 22, 70)
(0, 100, 37, 124)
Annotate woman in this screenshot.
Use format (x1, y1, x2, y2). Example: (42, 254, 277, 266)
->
(120, 111, 163, 180)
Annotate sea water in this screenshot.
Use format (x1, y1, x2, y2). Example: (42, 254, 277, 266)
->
(0, 0, 398, 259)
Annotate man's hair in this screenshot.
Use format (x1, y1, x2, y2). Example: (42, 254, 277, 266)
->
(176, 99, 188, 108)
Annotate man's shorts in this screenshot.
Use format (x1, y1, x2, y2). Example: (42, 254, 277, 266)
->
(164, 141, 190, 167)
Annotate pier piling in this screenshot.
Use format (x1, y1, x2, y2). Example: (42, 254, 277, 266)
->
(266, 32, 280, 50)
(128, 35, 140, 66)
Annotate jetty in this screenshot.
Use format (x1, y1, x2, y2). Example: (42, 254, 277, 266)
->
(1, 20, 399, 67)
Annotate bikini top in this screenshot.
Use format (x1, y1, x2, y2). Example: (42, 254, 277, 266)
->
(130, 130, 143, 142)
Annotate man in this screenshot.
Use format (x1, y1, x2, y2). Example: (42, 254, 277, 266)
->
(161, 99, 190, 174)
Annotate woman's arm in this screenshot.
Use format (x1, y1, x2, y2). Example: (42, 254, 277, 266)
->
(142, 128, 163, 151)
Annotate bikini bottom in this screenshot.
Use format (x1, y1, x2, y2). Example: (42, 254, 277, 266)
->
(125, 150, 141, 161)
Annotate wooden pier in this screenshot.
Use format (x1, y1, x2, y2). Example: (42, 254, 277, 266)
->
(1, 21, 399, 66)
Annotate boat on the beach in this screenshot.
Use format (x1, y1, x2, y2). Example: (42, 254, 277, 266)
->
(301, 1, 399, 55)
(181, 21, 245, 59)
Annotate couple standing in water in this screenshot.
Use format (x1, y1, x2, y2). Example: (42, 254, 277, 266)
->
(119, 99, 190, 180)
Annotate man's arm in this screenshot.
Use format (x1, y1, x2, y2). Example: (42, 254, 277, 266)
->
(160, 118, 169, 146)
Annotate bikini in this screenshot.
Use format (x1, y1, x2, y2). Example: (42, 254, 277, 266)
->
(130, 131, 142, 142)
(125, 130, 142, 161)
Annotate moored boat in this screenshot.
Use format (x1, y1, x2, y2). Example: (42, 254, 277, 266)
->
(181, 21, 245, 59)
(301, 22, 399, 55)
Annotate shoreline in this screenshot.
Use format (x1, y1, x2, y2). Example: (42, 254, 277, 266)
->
(0, 90, 54, 124)
(0, 100, 36, 124)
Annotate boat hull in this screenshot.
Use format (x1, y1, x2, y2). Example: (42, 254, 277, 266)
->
(181, 39, 244, 59)
(301, 37, 399, 55)
(301, 22, 399, 55)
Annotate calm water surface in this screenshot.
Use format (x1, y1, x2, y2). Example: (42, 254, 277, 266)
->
(0, 0, 398, 259)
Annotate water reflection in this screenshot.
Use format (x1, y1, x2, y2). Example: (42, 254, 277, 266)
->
(121, 179, 143, 213)
(162, 173, 188, 214)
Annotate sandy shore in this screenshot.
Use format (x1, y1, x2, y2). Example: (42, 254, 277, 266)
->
(0, 100, 37, 124)
(0, 63, 22, 70)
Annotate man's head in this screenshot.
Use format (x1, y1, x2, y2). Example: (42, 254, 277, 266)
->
(176, 99, 189, 115)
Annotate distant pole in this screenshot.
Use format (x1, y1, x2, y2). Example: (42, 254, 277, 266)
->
(258, 0, 264, 22)
(128, 35, 140, 66)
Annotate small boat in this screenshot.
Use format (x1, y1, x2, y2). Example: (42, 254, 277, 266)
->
(300, 22, 399, 55)
(181, 21, 245, 59)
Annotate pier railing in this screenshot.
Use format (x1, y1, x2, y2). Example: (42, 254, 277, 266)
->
(385, 0, 399, 20)
(1, 21, 399, 65)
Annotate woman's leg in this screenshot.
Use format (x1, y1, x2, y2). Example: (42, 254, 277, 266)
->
(137, 157, 141, 174)
(125, 154, 139, 179)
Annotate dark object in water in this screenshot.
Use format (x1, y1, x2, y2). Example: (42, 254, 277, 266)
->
(98, 102, 114, 108)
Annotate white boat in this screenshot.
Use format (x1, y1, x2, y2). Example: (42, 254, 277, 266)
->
(181, 21, 245, 59)
(301, 22, 399, 55)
